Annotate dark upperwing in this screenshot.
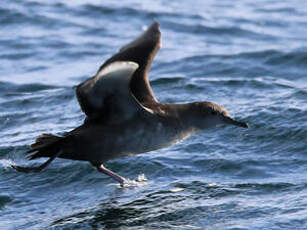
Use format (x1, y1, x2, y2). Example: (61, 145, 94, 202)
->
(97, 21, 161, 105)
(76, 22, 161, 122)
(76, 61, 154, 123)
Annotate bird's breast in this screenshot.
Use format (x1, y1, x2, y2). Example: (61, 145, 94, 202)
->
(111, 120, 195, 157)
(79, 117, 196, 163)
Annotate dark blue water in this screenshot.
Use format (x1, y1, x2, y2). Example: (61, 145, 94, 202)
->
(1, 0, 307, 229)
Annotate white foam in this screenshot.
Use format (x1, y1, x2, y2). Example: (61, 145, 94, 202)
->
(115, 173, 148, 188)
(170, 187, 184, 193)
(136, 173, 147, 182)
(207, 183, 218, 188)
(0, 159, 15, 170)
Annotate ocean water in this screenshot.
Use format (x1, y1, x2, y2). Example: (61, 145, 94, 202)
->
(0, 0, 307, 229)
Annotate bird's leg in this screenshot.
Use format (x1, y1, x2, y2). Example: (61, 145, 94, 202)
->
(95, 164, 128, 185)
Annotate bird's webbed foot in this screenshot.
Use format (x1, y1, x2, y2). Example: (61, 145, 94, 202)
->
(93, 163, 147, 187)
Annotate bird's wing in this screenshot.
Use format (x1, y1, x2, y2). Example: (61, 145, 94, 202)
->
(97, 21, 161, 105)
(76, 61, 153, 123)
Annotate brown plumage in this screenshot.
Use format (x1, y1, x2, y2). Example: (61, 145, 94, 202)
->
(12, 22, 248, 185)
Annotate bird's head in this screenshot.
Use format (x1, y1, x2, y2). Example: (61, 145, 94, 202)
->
(187, 102, 248, 130)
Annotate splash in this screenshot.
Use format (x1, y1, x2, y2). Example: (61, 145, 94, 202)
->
(0, 159, 15, 170)
(116, 173, 148, 188)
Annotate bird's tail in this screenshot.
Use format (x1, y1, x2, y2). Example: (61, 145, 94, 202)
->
(12, 133, 63, 173)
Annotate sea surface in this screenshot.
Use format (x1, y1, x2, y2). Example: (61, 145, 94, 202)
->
(0, 0, 306, 229)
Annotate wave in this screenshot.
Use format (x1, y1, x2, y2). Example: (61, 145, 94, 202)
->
(157, 48, 307, 81)
(0, 194, 12, 210)
(0, 81, 59, 94)
(176, 49, 307, 69)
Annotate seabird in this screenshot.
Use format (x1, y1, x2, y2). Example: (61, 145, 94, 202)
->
(12, 22, 248, 185)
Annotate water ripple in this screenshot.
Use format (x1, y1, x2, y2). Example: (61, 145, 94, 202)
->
(1, 0, 307, 229)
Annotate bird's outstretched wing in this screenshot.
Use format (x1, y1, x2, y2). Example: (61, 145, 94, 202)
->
(98, 21, 161, 105)
(76, 61, 152, 123)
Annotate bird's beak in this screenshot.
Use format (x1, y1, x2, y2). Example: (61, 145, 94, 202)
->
(224, 116, 249, 128)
